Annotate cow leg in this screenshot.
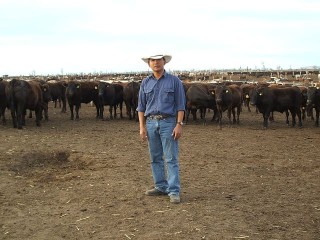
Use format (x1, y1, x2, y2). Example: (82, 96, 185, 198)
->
(297, 110, 302, 127)
(314, 109, 319, 127)
(35, 108, 41, 127)
(21, 107, 27, 126)
(100, 105, 105, 120)
(44, 103, 49, 120)
(302, 107, 306, 121)
(132, 107, 136, 120)
(75, 105, 80, 120)
(113, 105, 117, 119)
(200, 107, 206, 125)
(285, 110, 290, 125)
(0, 109, 6, 125)
(95, 105, 99, 119)
(217, 108, 223, 129)
(69, 104, 74, 120)
(10, 105, 17, 128)
(263, 112, 269, 129)
(290, 111, 296, 127)
(61, 99, 67, 113)
(109, 106, 113, 119)
(128, 106, 132, 120)
(246, 99, 251, 112)
(16, 106, 24, 129)
(231, 108, 237, 124)
(132, 107, 137, 121)
(191, 109, 197, 121)
(311, 109, 315, 121)
(185, 109, 190, 124)
(227, 108, 233, 124)
(119, 102, 123, 118)
(269, 112, 274, 122)
(236, 106, 240, 124)
(211, 108, 218, 122)
(28, 110, 33, 118)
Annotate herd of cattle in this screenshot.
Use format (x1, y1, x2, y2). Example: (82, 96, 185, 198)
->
(0, 77, 319, 130)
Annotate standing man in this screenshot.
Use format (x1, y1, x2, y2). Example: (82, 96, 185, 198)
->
(137, 54, 186, 204)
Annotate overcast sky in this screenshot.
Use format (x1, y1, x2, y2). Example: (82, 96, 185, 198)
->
(1, 0, 319, 76)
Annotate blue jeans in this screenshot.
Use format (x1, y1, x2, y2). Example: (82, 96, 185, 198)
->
(146, 117, 180, 196)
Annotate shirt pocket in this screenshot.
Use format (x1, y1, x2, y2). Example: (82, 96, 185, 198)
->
(144, 88, 153, 101)
(163, 88, 174, 103)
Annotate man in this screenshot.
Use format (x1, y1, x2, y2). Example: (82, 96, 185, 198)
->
(137, 54, 186, 204)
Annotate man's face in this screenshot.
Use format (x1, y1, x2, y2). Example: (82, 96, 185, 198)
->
(148, 58, 165, 72)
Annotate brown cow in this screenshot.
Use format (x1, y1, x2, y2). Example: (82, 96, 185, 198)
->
(185, 83, 217, 124)
(306, 87, 320, 127)
(123, 81, 140, 120)
(297, 86, 308, 121)
(240, 83, 255, 112)
(0, 80, 9, 125)
(65, 80, 100, 120)
(5, 79, 45, 129)
(214, 84, 242, 128)
(97, 82, 124, 120)
(48, 80, 67, 112)
(250, 86, 302, 129)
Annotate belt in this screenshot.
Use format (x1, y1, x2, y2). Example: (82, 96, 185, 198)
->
(147, 114, 172, 120)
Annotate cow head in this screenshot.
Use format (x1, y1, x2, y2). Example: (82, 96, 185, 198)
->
(98, 81, 111, 97)
(306, 87, 319, 116)
(214, 85, 230, 104)
(66, 81, 81, 96)
(41, 84, 52, 102)
(249, 86, 264, 106)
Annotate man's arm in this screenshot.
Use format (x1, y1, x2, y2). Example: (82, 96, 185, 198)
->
(138, 111, 147, 141)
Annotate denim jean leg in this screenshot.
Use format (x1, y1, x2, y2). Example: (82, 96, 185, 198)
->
(146, 119, 168, 192)
(159, 119, 180, 196)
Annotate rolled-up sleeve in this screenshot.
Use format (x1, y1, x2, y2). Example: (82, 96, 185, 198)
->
(175, 79, 186, 112)
(137, 82, 146, 113)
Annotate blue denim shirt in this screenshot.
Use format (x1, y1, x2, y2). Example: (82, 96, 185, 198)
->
(137, 71, 186, 117)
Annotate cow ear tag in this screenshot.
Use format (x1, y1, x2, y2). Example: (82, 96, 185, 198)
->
(44, 88, 47, 92)
(95, 86, 98, 89)
(226, 90, 229, 93)
(77, 85, 80, 89)
(259, 93, 263, 96)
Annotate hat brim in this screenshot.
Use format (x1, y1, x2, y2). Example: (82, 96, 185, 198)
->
(142, 54, 172, 64)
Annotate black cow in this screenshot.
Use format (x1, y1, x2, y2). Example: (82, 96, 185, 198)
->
(28, 81, 52, 120)
(65, 80, 100, 120)
(123, 81, 140, 120)
(185, 83, 217, 124)
(48, 80, 67, 112)
(0, 80, 9, 125)
(306, 87, 320, 127)
(250, 86, 302, 129)
(214, 84, 242, 128)
(5, 79, 45, 129)
(297, 86, 308, 121)
(97, 82, 124, 120)
(240, 83, 255, 112)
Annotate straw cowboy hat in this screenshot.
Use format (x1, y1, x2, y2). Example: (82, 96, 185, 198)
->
(142, 54, 172, 64)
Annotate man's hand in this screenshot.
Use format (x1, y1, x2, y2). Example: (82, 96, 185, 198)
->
(140, 127, 148, 141)
(172, 124, 182, 140)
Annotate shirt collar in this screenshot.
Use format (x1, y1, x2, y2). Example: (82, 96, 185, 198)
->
(150, 70, 167, 80)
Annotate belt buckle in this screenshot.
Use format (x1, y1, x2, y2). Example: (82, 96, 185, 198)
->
(148, 114, 164, 120)
(155, 114, 163, 120)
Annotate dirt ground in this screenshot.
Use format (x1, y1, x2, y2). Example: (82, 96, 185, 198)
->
(0, 102, 319, 240)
